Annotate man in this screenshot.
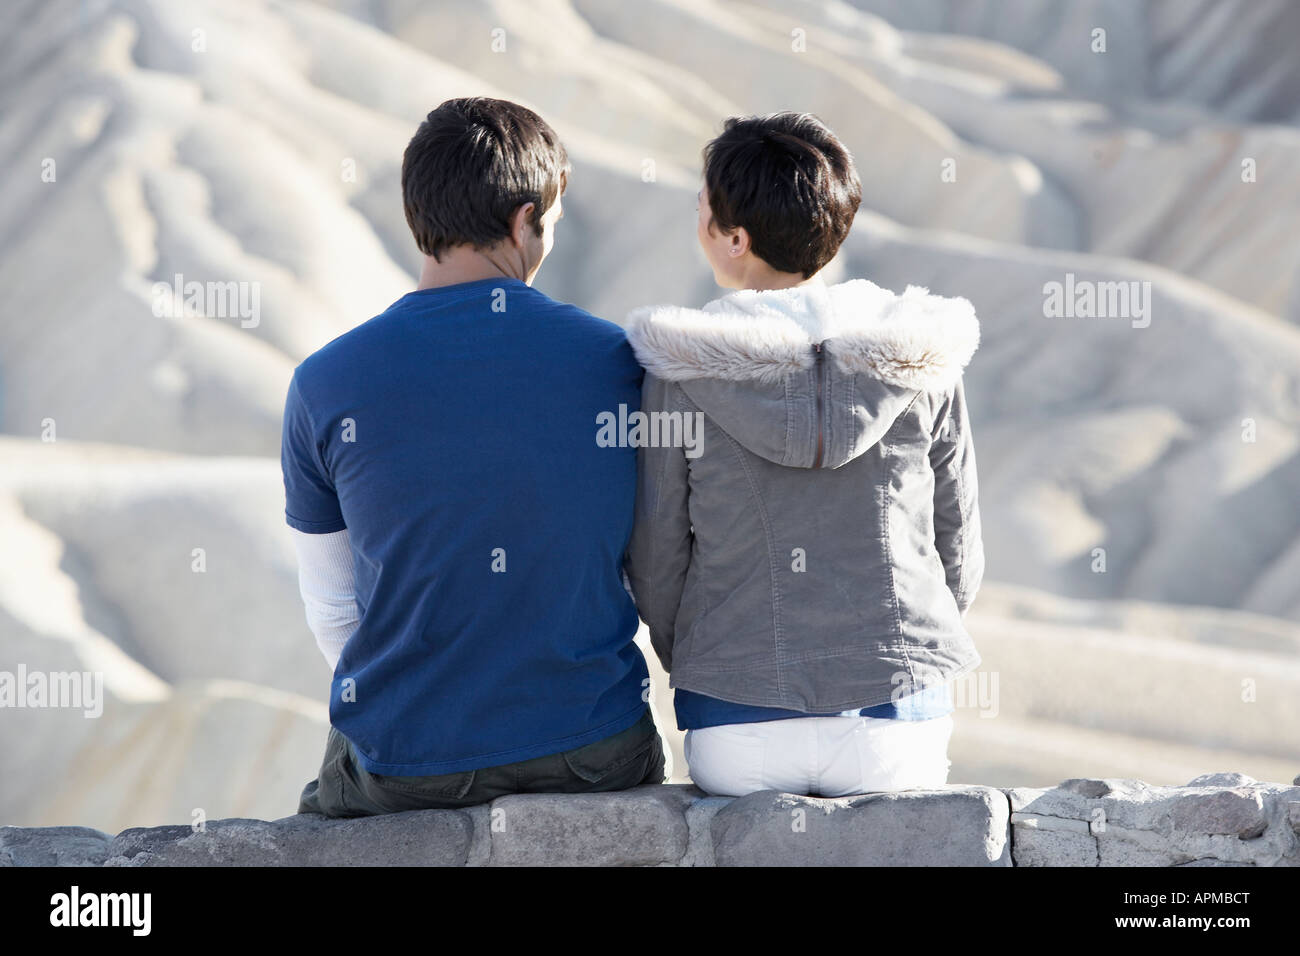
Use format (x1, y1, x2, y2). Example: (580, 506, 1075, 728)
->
(283, 97, 664, 817)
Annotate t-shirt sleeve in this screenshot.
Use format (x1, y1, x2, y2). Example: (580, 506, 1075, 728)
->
(281, 372, 347, 534)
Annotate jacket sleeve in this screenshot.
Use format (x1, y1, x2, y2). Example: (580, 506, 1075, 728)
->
(624, 374, 693, 672)
(929, 377, 984, 615)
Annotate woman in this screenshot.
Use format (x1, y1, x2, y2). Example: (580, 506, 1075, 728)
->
(624, 112, 984, 798)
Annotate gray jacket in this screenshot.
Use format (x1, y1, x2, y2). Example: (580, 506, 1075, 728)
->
(623, 278, 984, 712)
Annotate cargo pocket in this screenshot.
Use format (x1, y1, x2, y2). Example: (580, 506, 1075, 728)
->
(363, 766, 479, 809)
(561, 712, 658, 786)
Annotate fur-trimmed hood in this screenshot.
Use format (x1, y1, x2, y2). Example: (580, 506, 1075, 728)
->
(625, 279, 979, 469)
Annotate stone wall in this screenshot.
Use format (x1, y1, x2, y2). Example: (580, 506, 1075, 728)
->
(4, 775, 1298, 867)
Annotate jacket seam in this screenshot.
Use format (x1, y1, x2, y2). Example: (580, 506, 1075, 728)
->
(717, 427, 785, 695)
(654, 383, 691, 666)
(952, 416, 973, 605)
(832, 362, 850, 463)
(648, 389, 673, 516)
(936, 385, 973, 607)
(953, 445, 969, 602)
(782, 375, 797, 467)
(878, 393, 922, 686)
(675, 638, 976, 669)
(672, 652, 982, 713)
(668, 384, 706, 667)
(675, 388, 708, 663)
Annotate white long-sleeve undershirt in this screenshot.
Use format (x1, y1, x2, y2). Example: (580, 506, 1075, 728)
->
(290, 527, 359, 671)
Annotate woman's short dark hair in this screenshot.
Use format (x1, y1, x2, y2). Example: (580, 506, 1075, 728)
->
(703, 112, 862, 278)
(402, 97, 570, 261)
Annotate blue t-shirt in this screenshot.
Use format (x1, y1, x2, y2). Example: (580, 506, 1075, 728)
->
(281, 277, 649, 775)
(674, 682, 954, 730)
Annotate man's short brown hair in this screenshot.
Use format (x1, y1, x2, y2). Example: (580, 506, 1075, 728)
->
(402, 97, 570, 261)
(703, 112, 862, 278)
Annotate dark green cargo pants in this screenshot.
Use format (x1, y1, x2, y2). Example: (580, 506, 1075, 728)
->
(297, 708, 666, 817)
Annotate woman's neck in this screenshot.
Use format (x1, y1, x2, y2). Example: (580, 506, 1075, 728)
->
(734, 264, 824, 293)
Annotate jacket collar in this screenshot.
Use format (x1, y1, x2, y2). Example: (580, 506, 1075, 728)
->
(626, 278, 980, 391)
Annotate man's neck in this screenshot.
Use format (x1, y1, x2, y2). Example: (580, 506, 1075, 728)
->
(415, 246, 529, 291)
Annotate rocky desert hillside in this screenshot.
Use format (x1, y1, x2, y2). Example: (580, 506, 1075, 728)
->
(1, 0, 1297, 832)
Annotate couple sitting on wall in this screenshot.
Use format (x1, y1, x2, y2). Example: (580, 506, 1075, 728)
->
(284, 97, 984, 817)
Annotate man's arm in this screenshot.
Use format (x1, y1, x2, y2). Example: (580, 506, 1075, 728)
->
(281, 370, 354, 669)
(624, 374, 693, 671)
(929, 378, 984, 615)
(291, 528, 359, 671)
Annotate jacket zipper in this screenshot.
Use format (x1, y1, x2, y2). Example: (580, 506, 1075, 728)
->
(812, 342, 825, 469)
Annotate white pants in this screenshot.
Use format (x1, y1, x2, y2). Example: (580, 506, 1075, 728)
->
(684, 714, 954, 798)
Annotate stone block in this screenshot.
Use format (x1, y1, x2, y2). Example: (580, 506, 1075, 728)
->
(710, 786, 1010, 867)
(0, 826, 113, 867)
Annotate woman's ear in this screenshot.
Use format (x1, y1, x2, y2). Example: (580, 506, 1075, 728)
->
(729, 226, 751, 258)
